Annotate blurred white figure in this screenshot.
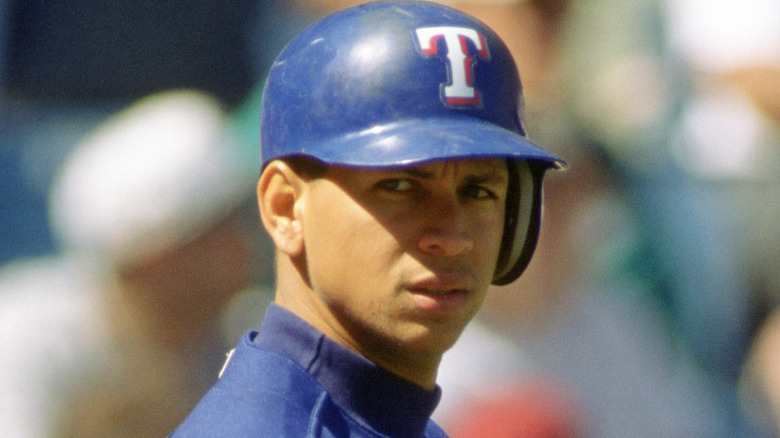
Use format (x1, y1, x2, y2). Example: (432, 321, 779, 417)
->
(0, 90, 269, 437)
(665, 0, 780, 297)
(657, 2, 780, 435)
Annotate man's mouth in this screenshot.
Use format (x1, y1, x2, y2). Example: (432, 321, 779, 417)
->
(413, 288, 462, 295)
(407, 286, 469, 314)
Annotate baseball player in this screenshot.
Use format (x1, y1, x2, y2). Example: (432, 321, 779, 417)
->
(171, 1, 564, 436)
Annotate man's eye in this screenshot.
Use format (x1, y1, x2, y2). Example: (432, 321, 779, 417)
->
(462, 185, 495, 199)
(378, 179, 413, 192)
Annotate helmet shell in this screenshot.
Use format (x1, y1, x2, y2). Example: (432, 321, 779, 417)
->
(260, 1, 564, 169)
(259, 1, 565, 284)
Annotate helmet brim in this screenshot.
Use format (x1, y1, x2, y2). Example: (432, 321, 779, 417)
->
(282, 117, 567, 170)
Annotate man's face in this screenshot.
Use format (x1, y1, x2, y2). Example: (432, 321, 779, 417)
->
(300, 158, 508, 367)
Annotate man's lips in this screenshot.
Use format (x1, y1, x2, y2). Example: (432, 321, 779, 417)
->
(406, 274, 471, 314)
(408, 288, 464, 295)
(408, 271, 471, 291)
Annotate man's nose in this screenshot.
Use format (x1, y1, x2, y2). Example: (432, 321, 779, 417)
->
(416, 196, 475, 257)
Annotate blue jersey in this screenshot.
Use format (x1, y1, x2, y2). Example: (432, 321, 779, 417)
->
(170, 304, 448, 437)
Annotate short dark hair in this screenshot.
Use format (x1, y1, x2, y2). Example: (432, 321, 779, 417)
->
(282, 155, 328, 179)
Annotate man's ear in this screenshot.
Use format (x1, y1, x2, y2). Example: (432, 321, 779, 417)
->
(257, 161, 306, 256)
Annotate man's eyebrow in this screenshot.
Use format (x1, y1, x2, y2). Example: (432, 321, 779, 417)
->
(399, 167, 508, 184)
(465, 172, 508, 185)
(402, 168, 435, 178)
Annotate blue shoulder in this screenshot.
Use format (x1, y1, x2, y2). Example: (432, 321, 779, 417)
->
(170, 334, 325, 437)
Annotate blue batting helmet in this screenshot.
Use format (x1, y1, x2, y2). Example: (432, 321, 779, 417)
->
(259, 0, 565, 285)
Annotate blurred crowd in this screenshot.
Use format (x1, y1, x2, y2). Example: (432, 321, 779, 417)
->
(1, 0, 779, 437)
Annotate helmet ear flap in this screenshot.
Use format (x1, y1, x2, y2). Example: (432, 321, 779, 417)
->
(492, 160, 545, 285)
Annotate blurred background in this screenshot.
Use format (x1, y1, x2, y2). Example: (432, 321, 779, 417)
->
(1, 0, 779, 437)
